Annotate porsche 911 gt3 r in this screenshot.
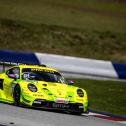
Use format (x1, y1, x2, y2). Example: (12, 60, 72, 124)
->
(0, 64, 88, 114)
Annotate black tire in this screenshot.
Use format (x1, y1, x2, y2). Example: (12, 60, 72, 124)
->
(13, 85, 21, 106)
(70, 111, 83, 115)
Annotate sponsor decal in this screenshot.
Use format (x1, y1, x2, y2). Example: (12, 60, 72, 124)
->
(55, 98, 68, 104)
(52, 103, 69, 108)
(31, 68, 54, 73)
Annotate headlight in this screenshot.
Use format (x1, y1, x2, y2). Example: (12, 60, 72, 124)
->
(28, 84, 37, 92)
(77, 89, 84, 97)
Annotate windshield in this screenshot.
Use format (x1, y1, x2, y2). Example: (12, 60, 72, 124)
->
(22, 68, 67, 84)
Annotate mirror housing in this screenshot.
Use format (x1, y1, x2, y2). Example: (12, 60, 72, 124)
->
(68, 80, 74, 85)
(8, 74, 17, 80)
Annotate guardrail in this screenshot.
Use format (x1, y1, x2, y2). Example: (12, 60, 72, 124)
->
(0, 50, 126, 80)
(35, 53, 119, 80)
(36, 52, 126, 80)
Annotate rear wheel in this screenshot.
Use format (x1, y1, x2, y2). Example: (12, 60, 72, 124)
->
(13, 85, 20, 106)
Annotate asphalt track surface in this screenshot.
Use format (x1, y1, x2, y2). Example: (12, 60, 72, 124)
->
(0, 103, 125, 126)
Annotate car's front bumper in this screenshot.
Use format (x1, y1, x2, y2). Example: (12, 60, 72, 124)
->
(32, 99, 88, 113)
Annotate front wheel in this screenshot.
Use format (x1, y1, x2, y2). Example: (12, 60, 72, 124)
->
(70, 110, 83, 115)
(13, 85, 21, 106)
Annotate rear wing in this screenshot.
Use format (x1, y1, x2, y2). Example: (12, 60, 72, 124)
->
(0, 50, 40, 72)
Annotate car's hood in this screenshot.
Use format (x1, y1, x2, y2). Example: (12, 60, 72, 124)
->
(37, 81, 78, 98)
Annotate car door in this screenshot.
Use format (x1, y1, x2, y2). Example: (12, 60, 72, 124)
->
(4, 67, 20, 100)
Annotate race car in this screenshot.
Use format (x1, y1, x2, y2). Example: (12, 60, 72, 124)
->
(0, 64, 88, 114)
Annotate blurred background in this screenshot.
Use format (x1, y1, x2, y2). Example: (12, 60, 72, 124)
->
(0, 0, 126, 62)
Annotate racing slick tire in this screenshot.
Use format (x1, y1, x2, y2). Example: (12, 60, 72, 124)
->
(72, 108, 89, 115)
(13, 84, 21, 106)
(70, 111, 83, 115)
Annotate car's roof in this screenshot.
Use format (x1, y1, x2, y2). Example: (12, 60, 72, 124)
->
(17, 64, 59, 72)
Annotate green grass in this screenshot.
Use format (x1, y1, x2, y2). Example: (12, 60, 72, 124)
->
(0, 19, 126, 62)
(0, 0, 125, 33)
(71, 79, 126, 116)
(0, 0, 126, 62)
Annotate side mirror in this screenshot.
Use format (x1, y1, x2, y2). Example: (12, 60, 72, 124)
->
(8, 74, 17, 80)
(68, 80, 74, 85)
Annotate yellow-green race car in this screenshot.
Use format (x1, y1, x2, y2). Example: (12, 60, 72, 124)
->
(0, 64, 88, 114)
